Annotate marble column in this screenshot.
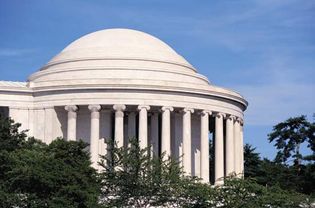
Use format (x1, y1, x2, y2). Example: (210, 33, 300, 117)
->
(182, 108, 194, 175)
(28, 108, 34, 137)
(100, 109, 113, 167)
(34, 108, 45, 140)
(214, 112, 225, 185)
(150, 112, 159, 157)
(225, 115, 235, 176)
(65, 105, 78, 141)
(128, 112, 136, 139)
(113, 104, 126, 148)
(234, 118, 241, 178)
(174, 112, 183, 164)
(44, 107, 54, 144)
(88, 104, 101, 169)
(161, 106, 173, 158)
(10, 107, 31, 137)
(138, 105, 150, 150)
(200, 110, 211, 183)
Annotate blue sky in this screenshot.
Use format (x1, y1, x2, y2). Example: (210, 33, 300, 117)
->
(0, 0, 314, 159)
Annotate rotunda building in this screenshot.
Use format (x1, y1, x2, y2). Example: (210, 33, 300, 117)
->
(0, 29, 247, 185)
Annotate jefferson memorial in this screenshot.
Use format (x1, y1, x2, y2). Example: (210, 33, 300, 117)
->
(0, 29, 247, 185)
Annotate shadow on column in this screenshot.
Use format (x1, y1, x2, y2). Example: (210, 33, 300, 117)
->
(0, 107, 9, 118)
(209, 116, 215, 185)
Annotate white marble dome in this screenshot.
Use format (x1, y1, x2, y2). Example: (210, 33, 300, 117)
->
(28, 29, 246, 109)
(57, 28, 192, 68)
(29, 29, 208, 90)
(0, 28, 248, 185)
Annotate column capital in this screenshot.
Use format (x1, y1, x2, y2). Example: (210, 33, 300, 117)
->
(65, 105, 78, 112)
(182, 107, 194, 114)
(113, 104, 126, 112)
(240, 118, 244, 125)
(234, 117, 244, 124)
(161, 106, 174, 112)
(213, 112, 226, 119)
(201, 110, 212, 116)
(137, 105, 150, 111)
(226, 114, 236, 121)
(88, 104, 101, 112)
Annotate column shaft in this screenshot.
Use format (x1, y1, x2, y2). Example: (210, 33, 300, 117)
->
(28, 109, 34, 137)
(183, 108, 194, 175)
(34, 109, 45, 140)
(138, 105, 150, 150)
(101, 110, 112, 167)
(89, 105, 101, 169)
(44, 107, 54, 144)
(234, 119, 241, 177)
(174, 113, 183, 164)
(150, 112, 159, 157)
(215, 113, 224, 185)
(113, 105, 126, 148)
(128, 112, 136, 139)
(65, 105, 78, 141)
(225, 115, 235, 176)
(161, 106, 173, 158)
(200, 110, 210, 183)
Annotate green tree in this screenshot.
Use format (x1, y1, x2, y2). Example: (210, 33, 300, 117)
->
(214, 178, 311, 208)
(268, 115, 315, 166)
(266, 115, 315, 196)
(99, 137, 312, 207)
(1, 115, 312, 207)
(100, 138, 168, 207)
(0, 115, 101, 207)
(244, 144, 261, 178)
(99, 138, 217, 207)
(0, 116, 27, 152)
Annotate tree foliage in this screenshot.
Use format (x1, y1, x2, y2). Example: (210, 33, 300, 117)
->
(268, 115, 315, 165)
(0, 116, 28, 152)
(0, 115, 313, 207)
(0, 116, 100, 207)
(244, 144, 261, 178)
(99, 138, 206, 207)
(214, 178, 311, 208)
(244, 115, 315, 197)
(99, 138, 311, 207)
(244, 146, 315, 196)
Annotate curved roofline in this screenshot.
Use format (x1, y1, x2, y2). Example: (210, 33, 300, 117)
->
(27, 83, 247, 109)
(23, 28, 248, 111)
(62, 28, 177, 52)
(40, 57, 197, 72)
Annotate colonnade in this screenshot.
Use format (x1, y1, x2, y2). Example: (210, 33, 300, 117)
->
(64, 104, 244, 185)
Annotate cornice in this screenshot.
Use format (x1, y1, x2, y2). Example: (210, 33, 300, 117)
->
(29, 84, 248, 109)
(28, 65, 209, 84)
(0, 81, 32, 93)
(41, 56, 197, 72)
